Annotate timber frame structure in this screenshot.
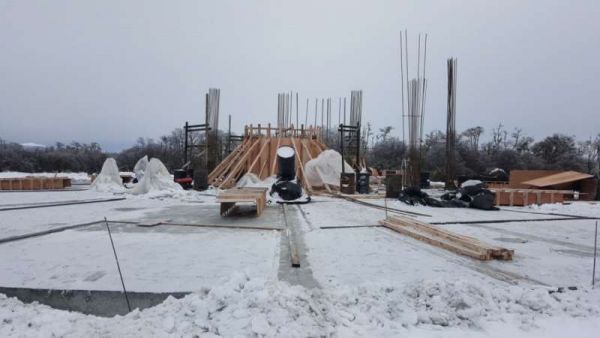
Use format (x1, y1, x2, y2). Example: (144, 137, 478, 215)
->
(208, 124, 329, 194)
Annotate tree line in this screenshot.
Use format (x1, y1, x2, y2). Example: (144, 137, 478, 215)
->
(2, 124, 599, 182)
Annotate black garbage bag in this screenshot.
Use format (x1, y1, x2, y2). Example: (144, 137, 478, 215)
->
(398, 186, 429, 206)
(469, 190, 498, 210)
(440, 191, 456, 201)
(460, 183, 485, 196)
(271, 180, 303, 201)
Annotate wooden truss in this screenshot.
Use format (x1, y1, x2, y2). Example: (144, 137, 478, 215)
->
(208, 124, 329, 193)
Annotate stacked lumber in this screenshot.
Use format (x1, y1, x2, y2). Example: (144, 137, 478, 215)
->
(380, 215, 513, 261)
(491, 188, 570, 206)
(216, 187, 268, 216)
(209, 124, 328, 193)
(0, 177, 71, 191)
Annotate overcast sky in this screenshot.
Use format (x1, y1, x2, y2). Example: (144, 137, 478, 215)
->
(1, 0, 598, 151)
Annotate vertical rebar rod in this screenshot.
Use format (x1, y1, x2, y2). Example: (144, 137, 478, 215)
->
(305, 97, 309, 127)
(104, 217, 131, 312)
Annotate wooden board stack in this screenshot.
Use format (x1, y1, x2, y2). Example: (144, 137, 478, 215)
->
(380, 215, 513, 261)
(0, 177, 71, 191)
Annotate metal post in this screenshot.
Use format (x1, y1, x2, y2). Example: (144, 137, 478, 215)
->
(227, 115, 232, 154)
(593, 221, 598, 287)
(184, 121, 189, 165)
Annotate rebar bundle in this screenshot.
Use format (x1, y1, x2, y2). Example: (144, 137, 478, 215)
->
(399, 30, 428, 187)
(446, 58, 458, 189)
(350, 90, 362, 127)
(206, 88, 220, 134)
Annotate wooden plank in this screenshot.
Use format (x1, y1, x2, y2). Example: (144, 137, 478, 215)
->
(381, 219, 490, 260)
(382, 216, 513, 261)
(282, 204, 300, 267)
(217, 139, 262, 189)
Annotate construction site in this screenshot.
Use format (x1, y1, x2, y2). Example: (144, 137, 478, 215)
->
(1, 2, 600, 338)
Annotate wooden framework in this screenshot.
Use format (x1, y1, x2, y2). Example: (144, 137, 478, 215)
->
(208, 124, 329, 193)
(216, 187, 268, 217)
(380, 215, 513, 261)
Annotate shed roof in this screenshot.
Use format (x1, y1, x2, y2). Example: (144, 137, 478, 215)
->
(521, 171, 593, 187)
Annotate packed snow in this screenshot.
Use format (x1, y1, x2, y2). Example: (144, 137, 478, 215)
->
(0, 272, 599, 337)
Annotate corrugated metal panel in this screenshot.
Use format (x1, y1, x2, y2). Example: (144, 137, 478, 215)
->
(521, 171, 593, 187)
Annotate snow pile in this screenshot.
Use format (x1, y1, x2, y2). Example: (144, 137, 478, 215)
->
(1, 274, 598, 337)
(528, 202, 600, 218)
(236, 173, 277, 189)
(89, 158, 124, 192)
(461, 179, 483, 188)
(305, 150, 353, 188)
(130, 158, 182, 195)
(0, 171, 91, 184)
(133, 155, 149, 181)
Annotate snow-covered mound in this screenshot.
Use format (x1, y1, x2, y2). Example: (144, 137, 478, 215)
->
(305, 150, 353, 188)
(0, 274, 598, 337)
(461, 179, 483, 188)
(130, 158, 182, 195)
(90, 158, 124, 192)
(133, 155, 149, 181)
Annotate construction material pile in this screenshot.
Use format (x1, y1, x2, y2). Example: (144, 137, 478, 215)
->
(381, 215, 513, 260)
(398, 180, 497, 210)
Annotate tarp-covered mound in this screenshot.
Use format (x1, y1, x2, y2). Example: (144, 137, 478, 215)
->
(305, 150, 353, 188)
(130, 158, 182, 195)
(133, 155, 149, 182)
(90, 158, 125, 192)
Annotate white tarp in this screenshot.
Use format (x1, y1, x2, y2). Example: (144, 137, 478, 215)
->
(133, 155, 149, 181)
(304, 150, 353, 187)
(90, 158, 124, 192)
(130, 158, 182, 195)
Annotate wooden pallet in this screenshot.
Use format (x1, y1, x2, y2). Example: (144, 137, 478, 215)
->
(216, 187, 269, 217)
(380, 215, 513, 261)
(0, 177, 71, 191)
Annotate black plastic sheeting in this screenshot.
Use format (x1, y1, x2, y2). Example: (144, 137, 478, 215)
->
(399, 183, 498, 211)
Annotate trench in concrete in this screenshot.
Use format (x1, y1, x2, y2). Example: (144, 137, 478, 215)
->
(0, 287, 189, 317)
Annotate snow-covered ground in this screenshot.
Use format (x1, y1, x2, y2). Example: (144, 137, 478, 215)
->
(0, 188, 599, 337)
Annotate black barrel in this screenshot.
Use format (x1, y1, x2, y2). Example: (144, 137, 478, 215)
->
(356, 173, 370, 194)
(193, 168, 208, 191)
(340, 173, 356, 195)
(174, 169, 187, 180)
(277, 146, 296, 181)
(385, 174, 403, 198)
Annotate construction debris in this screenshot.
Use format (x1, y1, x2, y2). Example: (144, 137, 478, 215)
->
(380, 215, 514, 261)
